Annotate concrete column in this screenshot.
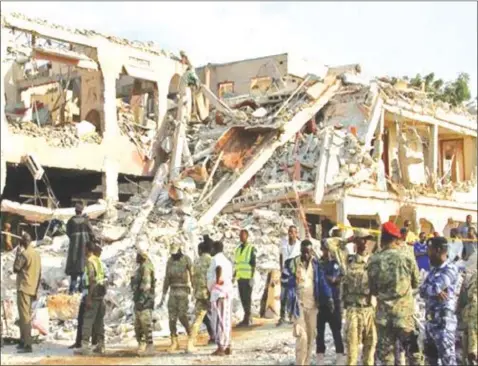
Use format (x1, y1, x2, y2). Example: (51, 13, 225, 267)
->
(430, 123, 439, 186)
(336, 199, 352, 239)
(102, 69, 120, 140)
(102, 158, 119, 202)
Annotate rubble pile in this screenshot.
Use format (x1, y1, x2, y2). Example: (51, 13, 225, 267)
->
(0, 192, 297, 343)
(8, 121, 102, 147)
(117, 100, 157, 159)
(377, 77, 478, 120)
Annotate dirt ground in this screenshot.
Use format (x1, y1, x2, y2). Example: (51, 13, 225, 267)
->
(2, 319, 306, 366)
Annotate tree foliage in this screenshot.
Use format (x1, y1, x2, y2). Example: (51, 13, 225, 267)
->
(400, 72, 472, 107)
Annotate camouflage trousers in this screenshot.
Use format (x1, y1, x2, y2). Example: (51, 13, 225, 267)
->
(376, 324, 424, 366)
(81, 297, 105, 347)
(168, 289, 190, 337)
(462, 328, 478, 365)
(424, 318, 457, 366)
(134, 309, 153, 345)
(191, 299, 208, 337)
(345, 307, 376, 366)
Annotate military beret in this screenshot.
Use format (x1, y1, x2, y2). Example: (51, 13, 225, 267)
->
(382, 221, 401, 239)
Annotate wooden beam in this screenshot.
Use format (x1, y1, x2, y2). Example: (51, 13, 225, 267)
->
(197, 79, 340, 227)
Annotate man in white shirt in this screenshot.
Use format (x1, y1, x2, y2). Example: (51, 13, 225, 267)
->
(207, 241, 233, 356)
(277, 226, 301, 326)
(448, 228, 464, 263)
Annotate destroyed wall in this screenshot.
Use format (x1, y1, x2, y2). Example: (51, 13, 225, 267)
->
(199, 53, 288, 98)
(1, 12, 188, 198)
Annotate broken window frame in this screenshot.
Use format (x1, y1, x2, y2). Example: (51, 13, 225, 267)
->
(218, 81, 234, 99)
(439, 138, 465, 184)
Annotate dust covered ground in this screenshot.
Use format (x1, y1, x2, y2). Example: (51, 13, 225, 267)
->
(1, 319, 341, 365)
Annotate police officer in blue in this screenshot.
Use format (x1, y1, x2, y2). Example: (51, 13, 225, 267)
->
(419, 236, 459, 365)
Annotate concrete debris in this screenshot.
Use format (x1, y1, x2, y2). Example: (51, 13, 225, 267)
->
(8, 121, 102, 147)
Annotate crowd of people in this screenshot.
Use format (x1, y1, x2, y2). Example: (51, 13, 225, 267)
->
(4, 203, 478, 366)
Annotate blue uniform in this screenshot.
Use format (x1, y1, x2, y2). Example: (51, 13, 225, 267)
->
(419, 261, 459, 365)
(414, 241, 430, 272)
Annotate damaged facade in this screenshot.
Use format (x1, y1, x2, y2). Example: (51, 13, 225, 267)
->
(1, 12, 189, 213)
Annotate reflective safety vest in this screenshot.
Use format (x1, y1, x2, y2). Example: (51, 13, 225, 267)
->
(83, 255, 105, 289)
(234, 243, 254, 280)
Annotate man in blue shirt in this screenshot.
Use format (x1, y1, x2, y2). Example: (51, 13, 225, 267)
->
(414, 232, 430, 272)
(419, 237, 459, 366)
(316, 240, 345, 365)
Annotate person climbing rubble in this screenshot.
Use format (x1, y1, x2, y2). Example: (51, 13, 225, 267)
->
(66, 203, 96, 295)
(69, 244, 107, 350)
(316, 239, 346, 365)
(131, 244, 156, 356)
(74, 243, 106, 356)
(234, 229, 256, 327)
(159, 243, 194, 352)
(2, 222, 14, 251)
(289, 239, 333, 366)
(190, 239, 214, 351)
(207, 240, 233, 356)
(458, 252, 478, 366)
(277, 225, 301, 326)
(367, 221, 424, 366)
(343, 229, 376, 366)
(13, 232, 41, 354)
(419, 236, 460, 365)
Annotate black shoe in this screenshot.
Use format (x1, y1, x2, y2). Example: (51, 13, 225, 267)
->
(17, 345, 32, 353)
(16, 343, 25, 350)
(68, 343, 81, 349)
(276, 318, 285, 327)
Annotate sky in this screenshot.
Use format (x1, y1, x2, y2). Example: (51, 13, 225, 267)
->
(2, 1, 477, 98)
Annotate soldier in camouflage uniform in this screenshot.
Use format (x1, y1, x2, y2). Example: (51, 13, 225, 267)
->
(419, 237, 459, 365)
(131, 249, 156, 355)
(458, 252, 478, 366)
(343, 229, 376, 366)
(189, 240, 214, 351)
(160, 243, 194, 352)
(367, 222, 424, 366)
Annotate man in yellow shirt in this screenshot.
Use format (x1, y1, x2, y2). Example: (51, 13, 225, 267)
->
(403, 220, 418, 245)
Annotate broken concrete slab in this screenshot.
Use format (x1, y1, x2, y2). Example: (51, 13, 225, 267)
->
(197, 79, 341, 227)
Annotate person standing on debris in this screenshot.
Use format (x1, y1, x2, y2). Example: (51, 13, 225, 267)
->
(66, 203, 96, 294)
(342, 229, 376, 366)
(69, 244, 107, 349)
(458, 252, 477, 366)
(159, 243, 194, 352)
(448, 228, 464, 263)
(414, 232, 430, 272)
(420, 237, 460, 365)
(131, 246, 156, 356)
(190, 240, 214, 351)
(234, 229, 256, 327)
(75, 243, 107, 356)
(13, 232, 41, 354)
(207, 240, 234, 356)
(289, 239, 333, 366)
(277, 226, 301, 326)
(316, 239, 346, 365)
(367, 221, 424, 366)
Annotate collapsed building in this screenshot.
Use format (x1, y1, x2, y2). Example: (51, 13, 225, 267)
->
(1, 12, 477, 349)
(1, 12, 188, 222)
